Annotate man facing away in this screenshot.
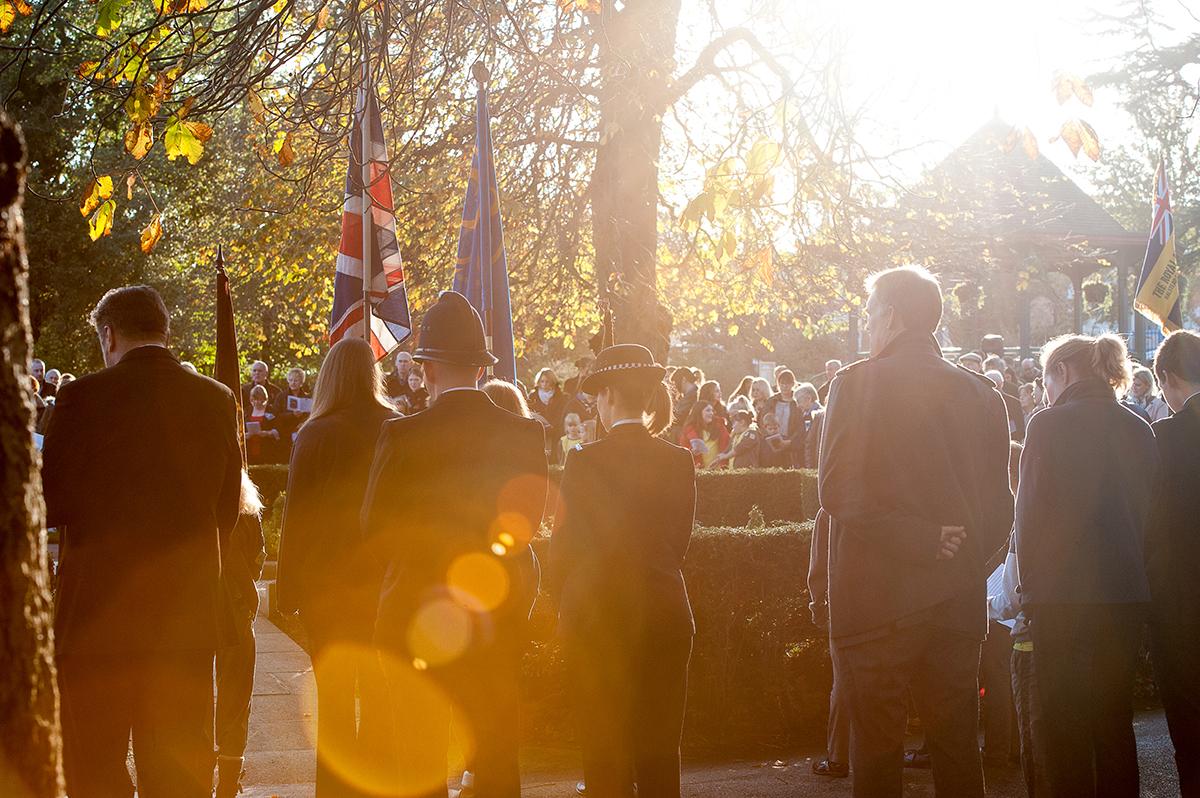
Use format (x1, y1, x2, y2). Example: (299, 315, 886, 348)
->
(42, 285, 242, 797)
(818, 266, 1014, 798)
(362, 290, 547, 798)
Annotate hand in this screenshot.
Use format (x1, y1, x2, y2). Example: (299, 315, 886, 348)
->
(937, 526, 967, 560)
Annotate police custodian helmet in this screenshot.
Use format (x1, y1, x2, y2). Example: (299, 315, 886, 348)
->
(413, 290, 499, 368)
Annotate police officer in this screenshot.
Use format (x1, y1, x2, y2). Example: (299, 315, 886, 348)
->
(819, 266, 1014, 798)
(362, 291, 548, 798)
(549, 343, 697, 798)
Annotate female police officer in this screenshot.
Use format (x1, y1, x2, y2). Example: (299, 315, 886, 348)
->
(549, 343, 697, 798)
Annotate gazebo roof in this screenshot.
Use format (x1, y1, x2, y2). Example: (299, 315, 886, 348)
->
(920, 117, 1144, 247)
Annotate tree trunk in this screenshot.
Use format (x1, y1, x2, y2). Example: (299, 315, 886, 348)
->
(591, 0, 682, 363)
(0, 111, 64, 797)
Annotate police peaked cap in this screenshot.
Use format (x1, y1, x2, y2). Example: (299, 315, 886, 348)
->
(413, 290, 499, 368)
(581, 344, 666, 395)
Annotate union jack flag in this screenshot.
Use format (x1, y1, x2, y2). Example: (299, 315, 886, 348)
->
(329, 65, 412, 360)
(1134, 159, 1182, 333)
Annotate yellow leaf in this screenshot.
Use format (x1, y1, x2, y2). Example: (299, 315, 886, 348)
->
(1021, 127, 1038, 160)
(164, 117, 212, 164)
(14, 0, 30, 14)
(246, 89, 266, 124)
(727, 323, 739, 336)
(0, 1, 15, 33)
(1058, 120, 1082, 158)
(124, 88, 159, 123)
(1052, 72, 1074, 105)
(79, 175, 114, 217)
(126, 173, 136, 200)
(272, 0, 285, 12)
(140, 215, 163, 253)
(1078, 120, 1100, 161)
(273, 130, 295, 167)
(76, 60, 101, 79)
(315, 2, 329, 28)
(124, 122, 153, 159)
(88, 199, 116, 241)
(746, 139, 780, 175)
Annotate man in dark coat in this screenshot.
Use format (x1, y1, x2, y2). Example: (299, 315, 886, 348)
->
(42, 285, 242, 797)
(362, 291, 547, 798)
(819, 266, 1014, 798)
(1149, 330, 1200, 796)
(240, 358, 281, 410)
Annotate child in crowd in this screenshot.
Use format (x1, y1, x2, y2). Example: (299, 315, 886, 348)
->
(560, 411, 590, 461)
(245, 384, 280, 464)
(757, 412, 792, 468)
(715, 410, 760, 468)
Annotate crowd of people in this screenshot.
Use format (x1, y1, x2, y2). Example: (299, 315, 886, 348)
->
(29, 271, 1200, 798)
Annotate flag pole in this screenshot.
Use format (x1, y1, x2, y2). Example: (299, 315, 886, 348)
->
(360, 22, 373, 344)
(472, 60, 494, 379)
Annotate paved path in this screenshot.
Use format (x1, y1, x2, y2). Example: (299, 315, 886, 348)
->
(243, 612, 1182, 797)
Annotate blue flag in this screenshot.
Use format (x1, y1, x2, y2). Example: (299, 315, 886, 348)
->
(453, 78, 516, 382)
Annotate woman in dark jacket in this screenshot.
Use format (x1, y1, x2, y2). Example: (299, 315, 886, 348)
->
(527, 367, 569, 442)
(549, 344, 696, 798)
(1013, 333, 1158, 798)
(276, 338, 398, 796)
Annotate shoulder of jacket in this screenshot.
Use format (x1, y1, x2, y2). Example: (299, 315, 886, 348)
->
(832, 357, 870, 380)
(953, 362, 998, 388)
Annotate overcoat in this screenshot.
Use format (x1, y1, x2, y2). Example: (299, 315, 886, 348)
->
(42, 345, 242, 655)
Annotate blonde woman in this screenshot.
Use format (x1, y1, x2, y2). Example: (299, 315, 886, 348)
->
(276, 338, 398, 796)
(1013, 333, 1157, 798)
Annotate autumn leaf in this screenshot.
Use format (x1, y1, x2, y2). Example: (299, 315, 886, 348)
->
(1078, 120, 1100, 161)
(96, 0, 127, 37)
(79, 175, 114, 217)
(556, 0, 600, 13)
(999, 127, 1019, 154)
(88, 199, 116, 241)
(273, 130, 295, 167)
(140, 215, 163, 253)
(0, 0, 15, 33)
(746, 139, 780, 175)
(1052, 72, 1074, 105)
(76, 60, 101, 79)
(124, 88, 160, 123)
(124, 122, 153, 159)
(1058, 120, 1083, 158)
(126, 173, 136, 200)
(1021, 127, 1038, 160)
(164, 116, 213, 164)
(315, 3, 329, 29)
(14, 0, 30, 13)
(246, 89, 266, 123)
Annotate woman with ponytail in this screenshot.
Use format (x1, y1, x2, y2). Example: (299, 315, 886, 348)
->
(1013, 333, 1158, 798)
(549, 343, 696, 798)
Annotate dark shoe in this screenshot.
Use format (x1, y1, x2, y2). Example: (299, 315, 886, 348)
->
(812, 758, 849, 778)
(903, 748, 932, 769)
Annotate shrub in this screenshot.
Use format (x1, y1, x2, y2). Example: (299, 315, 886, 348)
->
(524, 521, 828, 752)
(248, 464, 289, 510)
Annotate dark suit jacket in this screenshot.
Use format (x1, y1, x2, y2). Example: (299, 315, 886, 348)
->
(1000, 390, 1026, 442)
(1148, 393, 1200, 620)
(549, 423, 697, 641)
(277, 401, 398, 616)
(362, 389, 548, 654)
(1014, 377, 1157, 607)
(42, 346, 241, 655)
(819, 332, 1014, 642)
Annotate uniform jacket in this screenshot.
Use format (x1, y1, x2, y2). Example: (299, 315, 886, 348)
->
(42, 346, 241, 655)
(1147, 393, 1200, 618)
(277, 400, 398, 615)
(362, 389, 548, 654)
(818, 331, 1014, 642)
(549, 423, 697, 641)
(1014, 377, 1157, 607)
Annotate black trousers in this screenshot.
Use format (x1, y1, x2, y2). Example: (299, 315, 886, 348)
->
(1028, 603, 1145, 798)
(1149, 611, 1200, 797)
(381, 632, 525, 798)
(835, 623, 984, 798)
(215, 619, 256, 762)
(303, 601, 393, 797)
(1011, 647, 1051, 798)
(980, 621, 1017, 763)
(58, 649, 215, 798)
(567, 631, 692, 798)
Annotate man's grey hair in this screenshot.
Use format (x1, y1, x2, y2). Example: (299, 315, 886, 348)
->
(796, 382, 819, 402)
(864, 265, 943, 334)
(251, 360, 268, 371)
(984, 369, 1005, 389)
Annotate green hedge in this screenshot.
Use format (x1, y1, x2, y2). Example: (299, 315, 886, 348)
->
(249, 464, 819, 530)
(524, 522, 826, 752)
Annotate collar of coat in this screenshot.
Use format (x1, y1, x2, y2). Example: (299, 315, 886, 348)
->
(117, 345, 177, 365)
(1053, 376, 1116, 407)
(874, 330, 942, 361)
